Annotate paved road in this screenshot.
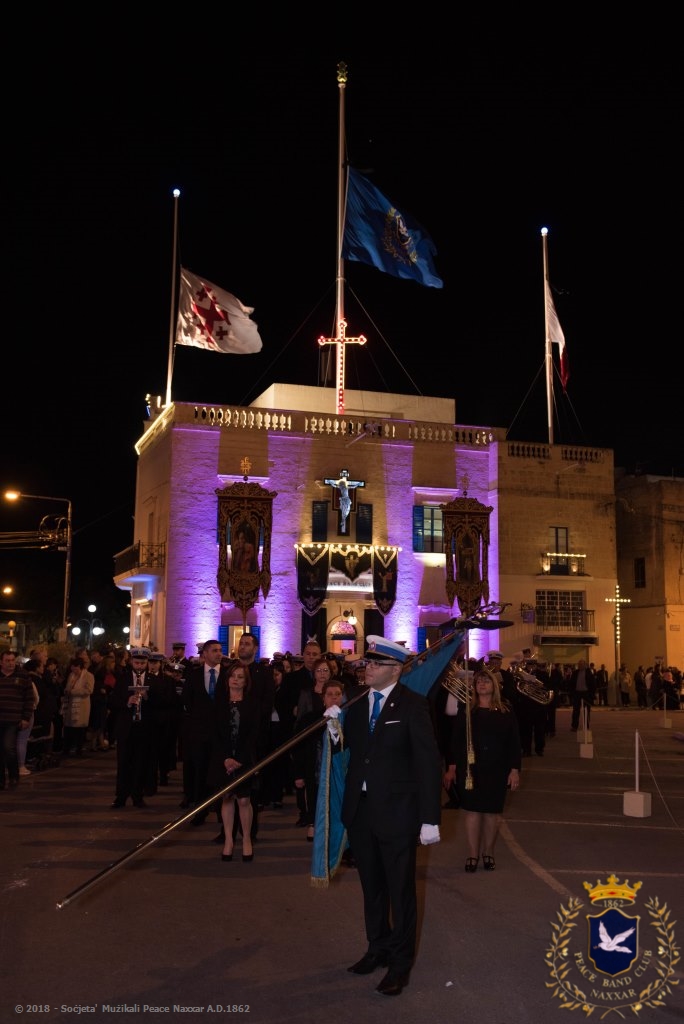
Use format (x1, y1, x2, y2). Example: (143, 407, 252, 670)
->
(1, 706, 682, 1024)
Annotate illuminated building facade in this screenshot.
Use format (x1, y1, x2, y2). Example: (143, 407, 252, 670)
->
(114, 383, 620, 667)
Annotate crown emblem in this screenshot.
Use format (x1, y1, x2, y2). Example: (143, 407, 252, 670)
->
(582, 874, 642, 903)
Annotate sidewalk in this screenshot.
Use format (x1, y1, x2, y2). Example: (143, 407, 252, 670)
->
(1, 707, 682, 1024)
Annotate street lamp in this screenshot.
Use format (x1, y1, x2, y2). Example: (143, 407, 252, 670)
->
(71, 604, 105, 650)
(4, 490, 72, 635)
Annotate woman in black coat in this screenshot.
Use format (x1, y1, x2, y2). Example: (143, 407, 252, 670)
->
(444, 668, 521, 873)
(211, 659, 261, 862)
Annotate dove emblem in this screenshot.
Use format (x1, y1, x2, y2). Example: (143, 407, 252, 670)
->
(594, 920, 635, 953)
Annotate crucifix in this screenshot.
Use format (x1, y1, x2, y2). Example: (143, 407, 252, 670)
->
(605, 583, 631, 695)
(324, 468, 365, 534)
(318, 318, 367, 415)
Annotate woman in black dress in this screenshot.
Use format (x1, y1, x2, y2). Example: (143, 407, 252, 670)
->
(444, 668, 521, 873)
(212, 659, 260, 862)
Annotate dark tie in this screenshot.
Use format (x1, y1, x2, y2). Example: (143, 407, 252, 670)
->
(208, 668, 216, 698)
(369, 691, 383, 732)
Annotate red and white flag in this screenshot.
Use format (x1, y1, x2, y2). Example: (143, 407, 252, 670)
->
(546, 283, 569, 391)
(176, 267, 263, 354)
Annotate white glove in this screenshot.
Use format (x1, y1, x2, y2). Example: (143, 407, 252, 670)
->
(326, 718, 342, 741)
(419, 824, 441, 845)
(323, 705, 342, 741)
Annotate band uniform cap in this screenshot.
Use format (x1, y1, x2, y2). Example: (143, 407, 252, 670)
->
(148, 652, 165, 662)
(487, 650, 504, 660)
(172, 642, 186, 649)
(130, 647, 151, 659)
(365, 636, 414, 664)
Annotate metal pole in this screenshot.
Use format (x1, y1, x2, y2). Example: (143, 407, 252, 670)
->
(56, 691, 365, 910)
(63, 500, 72, 631)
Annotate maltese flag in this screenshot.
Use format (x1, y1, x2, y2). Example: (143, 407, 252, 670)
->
(546, 283, 569, 391)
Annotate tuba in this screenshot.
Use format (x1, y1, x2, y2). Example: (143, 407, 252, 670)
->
(512, 664, 554, 705)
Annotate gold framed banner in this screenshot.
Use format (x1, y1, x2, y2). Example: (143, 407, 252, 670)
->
(217, 480, 277, 624)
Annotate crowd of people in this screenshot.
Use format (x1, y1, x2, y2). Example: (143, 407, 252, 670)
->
(1, 634, 682, 996)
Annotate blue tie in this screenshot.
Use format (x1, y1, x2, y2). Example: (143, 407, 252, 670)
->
(370, 691, 383, 732)
(208, 668, 216, 698)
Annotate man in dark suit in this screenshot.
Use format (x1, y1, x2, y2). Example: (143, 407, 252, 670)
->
(328, 635, 442, 997)
(181, 639, 226, 824)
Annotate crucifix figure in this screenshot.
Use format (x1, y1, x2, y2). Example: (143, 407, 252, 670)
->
(324, 468, 365, 534)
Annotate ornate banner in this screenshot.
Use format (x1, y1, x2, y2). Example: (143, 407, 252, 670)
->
(373, 548, 398, 615)
(442, 495, 493, 617)
(217, 479, 277, 624)
(330, 545, 372, 582)
(296, 544, 331, 617)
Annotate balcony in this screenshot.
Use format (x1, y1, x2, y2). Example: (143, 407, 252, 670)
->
(539, 552, 589, 576)
(533, 607, 598, 646)
(113, 542, 166, 586)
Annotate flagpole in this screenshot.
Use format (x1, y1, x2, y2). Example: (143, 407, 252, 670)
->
(318, 63, 366, 414)
(541, 227, 554, 446)
(165, 188, 181, 408)
(336, 62, 347, 338)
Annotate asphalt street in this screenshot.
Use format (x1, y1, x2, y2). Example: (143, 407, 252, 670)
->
(1, 706, 682, 1024)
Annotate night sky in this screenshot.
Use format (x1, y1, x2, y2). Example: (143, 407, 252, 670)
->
(5, 21, 680, 630)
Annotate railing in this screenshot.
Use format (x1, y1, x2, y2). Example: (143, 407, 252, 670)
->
(113, 542, 166, 576)
(534, 608, 595, 632)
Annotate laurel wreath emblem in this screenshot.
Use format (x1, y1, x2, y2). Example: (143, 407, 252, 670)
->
(545, 896, 680, 1016)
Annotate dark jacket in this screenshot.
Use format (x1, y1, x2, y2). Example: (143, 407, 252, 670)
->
(340, 683, 442, 840)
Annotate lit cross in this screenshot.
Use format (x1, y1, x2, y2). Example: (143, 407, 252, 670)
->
(318, 318, 367, 415)
(605, 583, 631, 683)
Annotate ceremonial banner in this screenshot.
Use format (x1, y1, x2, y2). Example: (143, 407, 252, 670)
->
(373, 548, 398, 615)
(296, 545, 330, 616)
(330, 545, 371, 583)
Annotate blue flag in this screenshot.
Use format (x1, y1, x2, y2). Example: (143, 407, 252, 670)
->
(342, 167, 443, 289)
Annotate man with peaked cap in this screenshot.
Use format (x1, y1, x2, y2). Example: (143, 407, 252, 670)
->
(324, 635, 442, 997)
(486, 650, 519, 711)
(110, 647, 155, 808)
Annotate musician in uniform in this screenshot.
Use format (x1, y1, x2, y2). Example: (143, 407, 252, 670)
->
(485, 650, 517, 709)
(514, 657, 550, 758)
(110, 647, 155, 808)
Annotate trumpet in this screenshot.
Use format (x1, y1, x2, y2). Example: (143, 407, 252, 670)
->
(512, 665, 554, 706)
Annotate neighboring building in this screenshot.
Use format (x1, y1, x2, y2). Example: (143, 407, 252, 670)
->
(614, 471, 684, 671)
(114, 383, 624, 669)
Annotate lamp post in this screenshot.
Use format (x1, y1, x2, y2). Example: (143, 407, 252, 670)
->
(4, 490, 72, 636)
(71, 604, 105, 650)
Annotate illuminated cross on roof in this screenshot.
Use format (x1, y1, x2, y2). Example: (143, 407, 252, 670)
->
(318, 318, 367, 415)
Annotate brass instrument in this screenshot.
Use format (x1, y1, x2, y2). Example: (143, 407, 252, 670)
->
(512, 664, 554, 706)
(440, 665, 473, 704)
(128, 674, 149, 722)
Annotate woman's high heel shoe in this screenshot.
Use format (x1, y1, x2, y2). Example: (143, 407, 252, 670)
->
(482, 855, 496, 871)
(242, 853, 254, 862)
(307, 827, 315, 842)
(221, 852, 233, 862)
(465, 857, 479, 873)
